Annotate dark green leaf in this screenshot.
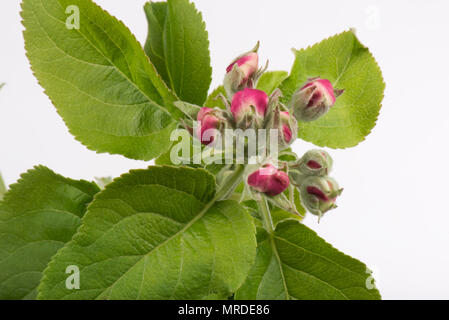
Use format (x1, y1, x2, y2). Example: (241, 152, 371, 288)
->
(236, 220, 381, 300)
(0, 166, 99, 299)
(38, 166, 256, 300)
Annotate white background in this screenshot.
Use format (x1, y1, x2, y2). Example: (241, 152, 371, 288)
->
(1, 0, 449, 299)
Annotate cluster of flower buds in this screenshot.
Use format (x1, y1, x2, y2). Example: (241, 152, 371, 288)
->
(289, 78, 343, 122)
(247, 164, 290, 197)
(289, 150, 342, 217)
(192, 45, 345, 213)
(193, 44, 346, 147)
(195, 45, 298, 150)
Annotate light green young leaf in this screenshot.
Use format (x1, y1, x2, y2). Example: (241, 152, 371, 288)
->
(0, 166, 99, 300)
(144, 0, 212, 106)
(38, 166, 256, 300)
(22, 0, 180, 161)
(270, 189, 306, 225)
(205, 86, 227, 110)
(173, 101, 201, 120)
(235, 220, 381, 300)
(279, 30, 385, 149)
(257, 71, 288, 95)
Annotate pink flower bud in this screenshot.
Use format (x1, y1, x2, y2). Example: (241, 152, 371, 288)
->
(195, 107, 221, 146)
(247, 164, 290, 197)
(231, 88, 269, 129)
(226, 52, 259, 81)
(290, 78, 342, 122)
(280, 111, 296, 144)
(299, 176, 343, 216)
(224, 44, 260, 99)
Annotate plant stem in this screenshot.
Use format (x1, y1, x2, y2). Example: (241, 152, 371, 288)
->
(258, 196, 274, 234)
(215, 164, 245, 201)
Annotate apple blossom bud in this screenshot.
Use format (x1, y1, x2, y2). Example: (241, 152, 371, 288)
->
(195, 107, 224, 146)
(231, 88, 268, 129)
(226, 52, 259, 79)
(297, 149, 333, 177)
(299, 176, 343, 216)
(279, 111, 297, 146)
(224, 44, 259, 99)
(247, 164, 290, 197)
(290, 78, 342, 122)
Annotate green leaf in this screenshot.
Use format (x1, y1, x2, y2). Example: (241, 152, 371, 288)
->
(154, 131, 197, 166)
(0, 172, 6, 201)
(144, 2, 170, 87)
(205, 86, 227, 109)
(22, 0, 180, 161)
(270, 189, 306, 225)
(256, 71, 288, 95)
(0, 166, 99, 300)
(173, 101, 201, 120)
(144, 0, 212, 106)
(279, 30, 385, 149)
(235, 220, 381, 300)
(38, 166, 256, 300)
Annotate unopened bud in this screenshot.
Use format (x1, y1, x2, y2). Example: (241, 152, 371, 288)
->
(224, 43, 259, 99)
(297, 149, 333, 176)
(290, 78, 342, 122)
(195, 107, 227, 146)
(247, 164, 290, 197)
(279, 111, 297, 146)
(299, 176, 343, 216)
(231, 88, 268, 129)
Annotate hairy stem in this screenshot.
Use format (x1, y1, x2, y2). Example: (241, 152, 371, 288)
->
(258, 196, 274, 234)
(215, 164, 245, 201)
